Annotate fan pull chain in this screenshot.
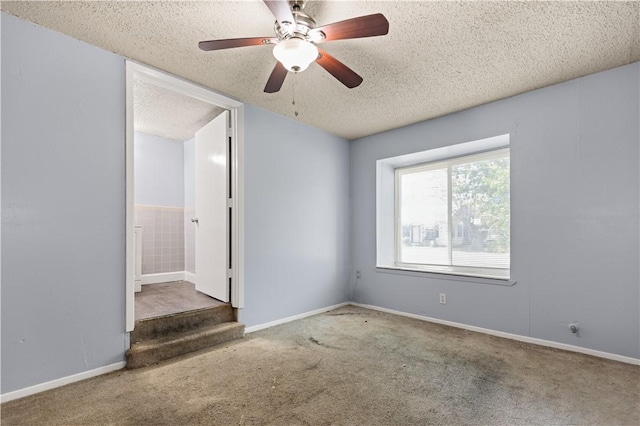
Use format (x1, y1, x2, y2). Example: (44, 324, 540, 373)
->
(292, 74, 298, 117)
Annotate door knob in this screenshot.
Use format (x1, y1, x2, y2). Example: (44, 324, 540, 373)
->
(191, 217, 199, 224)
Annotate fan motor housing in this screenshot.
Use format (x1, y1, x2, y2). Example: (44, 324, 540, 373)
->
(274, 11, 319, 41)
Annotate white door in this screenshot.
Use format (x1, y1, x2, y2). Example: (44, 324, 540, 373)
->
(194, 110, 229, 302)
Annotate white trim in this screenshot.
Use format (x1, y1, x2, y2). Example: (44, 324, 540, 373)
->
(125, 62, 135, 332)
(379, 134, 510, 170)
(375, 266, 516, 286)
(125, 61, 245, 332)
(140, 271, 186, 285)
(127, 62, 243, 110)
(391, 263, 510, 280)
(245, 302, 350, 334)
(185, 271, 196, 283)
(351, 303, 640, 366)
(230, 105, 245, 309)
(5, 302, 636, 402)
(0, 362, 126, 403)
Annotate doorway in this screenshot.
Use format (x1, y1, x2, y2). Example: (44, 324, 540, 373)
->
(125, 62, 244, 332)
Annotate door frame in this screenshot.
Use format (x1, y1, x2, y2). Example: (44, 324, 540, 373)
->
(125, 61, 244, 332)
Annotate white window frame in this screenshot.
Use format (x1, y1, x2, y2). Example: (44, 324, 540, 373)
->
(376, 134, 510, 281)
(394, 148, 510, 279)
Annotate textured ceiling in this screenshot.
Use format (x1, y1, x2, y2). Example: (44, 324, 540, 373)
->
(2, 1, 639, 140)
(134, 78, 226, 141)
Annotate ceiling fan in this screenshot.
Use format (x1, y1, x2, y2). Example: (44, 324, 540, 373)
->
(198, 0, 389, 93)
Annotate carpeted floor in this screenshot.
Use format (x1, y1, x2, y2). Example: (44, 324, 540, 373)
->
(2, 305, 639, 425)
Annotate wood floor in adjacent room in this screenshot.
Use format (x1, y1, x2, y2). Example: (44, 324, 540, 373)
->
(135, 281, 225, 320)
(2, 306, 638, 425)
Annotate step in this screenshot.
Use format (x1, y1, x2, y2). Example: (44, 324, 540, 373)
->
(126, 321, 244, 369)
(131, 305, 235, 343)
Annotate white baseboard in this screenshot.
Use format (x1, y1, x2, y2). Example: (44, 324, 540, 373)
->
(184, 271, 196, 283)
(5, 301, 635, 404)
(1, 361, 126, 403)
(244, 302, 350, 334)
(350, 303, 640, 366)
(141, 271, 185, 285)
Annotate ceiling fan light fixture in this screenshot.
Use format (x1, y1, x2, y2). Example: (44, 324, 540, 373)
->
(199, 1, 390, 93)
(272, 37, 318, 72)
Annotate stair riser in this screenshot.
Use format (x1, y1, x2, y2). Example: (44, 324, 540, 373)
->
(126, 324, 244, 369)
(131, 306, 235, 342)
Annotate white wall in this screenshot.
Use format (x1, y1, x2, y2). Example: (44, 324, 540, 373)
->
(240, 105, 351, 327)
(350, 62, 640, 359)
(1, 13, 126, 393)
(134, 131, 185, 207)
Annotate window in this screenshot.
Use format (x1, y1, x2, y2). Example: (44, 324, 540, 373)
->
(376, 135, 510, 280)
(395, 148, 510, 278)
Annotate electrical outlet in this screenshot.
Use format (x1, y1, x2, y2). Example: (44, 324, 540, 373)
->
(356, 270, 361, 279)
(439, 293, 446, 304)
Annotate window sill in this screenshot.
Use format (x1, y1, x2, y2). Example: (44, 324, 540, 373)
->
(375, 266, 517, 286)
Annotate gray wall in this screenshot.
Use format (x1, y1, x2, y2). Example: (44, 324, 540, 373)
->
(183, 137, 195, 209)
(240, 105, 351, 327)
(134, 131, 185, 207)
(0, 13, 352, 394)
(1, 13, 126, 393)
(183, 137, 196, 274)
(2, 8, 636, 399)
(350, 62, 640, 359)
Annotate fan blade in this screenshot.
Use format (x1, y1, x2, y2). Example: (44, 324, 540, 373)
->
(310, 13, 389, 42)
(264, 62, 288, 93)
(316, 49, 363, 89)
(199, 37, 275, 51)
(263, 0, 295, 25)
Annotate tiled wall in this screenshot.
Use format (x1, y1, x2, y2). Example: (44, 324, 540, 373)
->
(135, 205, 185, 274)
